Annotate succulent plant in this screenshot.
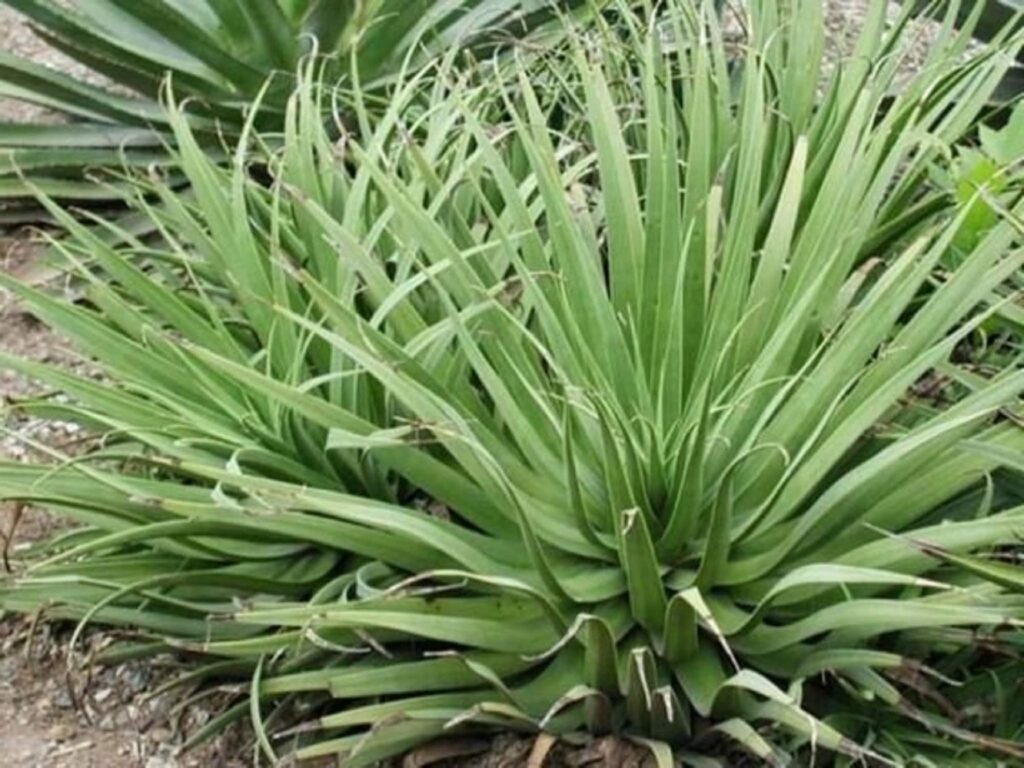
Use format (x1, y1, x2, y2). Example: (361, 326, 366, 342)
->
(2, 1, 1023, 764)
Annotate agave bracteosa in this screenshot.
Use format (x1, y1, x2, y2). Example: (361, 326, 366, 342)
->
(1, 1, 1024, 764)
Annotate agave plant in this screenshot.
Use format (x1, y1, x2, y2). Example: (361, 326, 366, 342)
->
(0, 0, 600, 220)
(2, 0, 1024, 764)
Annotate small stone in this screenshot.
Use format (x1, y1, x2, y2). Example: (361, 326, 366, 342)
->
(127, 667, 151, 692)
(145, 751, 179, 768)
(47, 723, 76, 742)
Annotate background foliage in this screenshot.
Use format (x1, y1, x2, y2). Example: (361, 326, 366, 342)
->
(0, 0, 600, 219)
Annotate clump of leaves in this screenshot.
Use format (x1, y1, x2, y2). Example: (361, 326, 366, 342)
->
(930, 97, 1024, 382)
(2, 1, 1024, 765)
(947, 102, 1024, 251)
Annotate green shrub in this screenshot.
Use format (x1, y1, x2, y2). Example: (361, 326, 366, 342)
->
(2, 1, 1024, 764)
